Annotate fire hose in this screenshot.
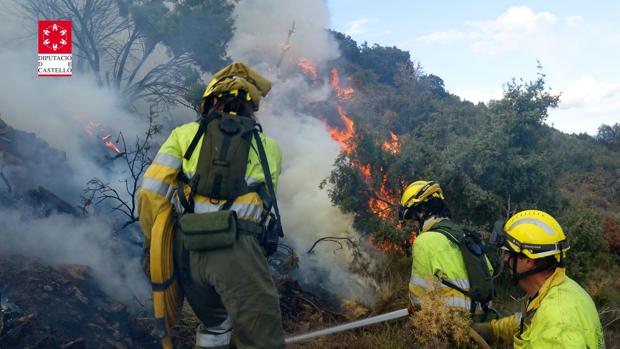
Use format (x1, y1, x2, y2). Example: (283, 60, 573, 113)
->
(284, 308, 491, 349)
(150, 206, 184, 349)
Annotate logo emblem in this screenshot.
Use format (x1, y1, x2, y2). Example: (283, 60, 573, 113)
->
(41, 23, 70, 52)
(38, 20, 72, 77)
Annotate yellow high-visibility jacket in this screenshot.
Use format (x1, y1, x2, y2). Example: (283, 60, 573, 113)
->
(409, 218, 493, 313)
(138, 120, 282, 244)
(491, 268, 604, 348)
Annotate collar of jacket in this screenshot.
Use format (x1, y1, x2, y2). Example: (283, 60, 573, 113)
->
(421, 216, 448, 233)
(526, 267, 566, 313)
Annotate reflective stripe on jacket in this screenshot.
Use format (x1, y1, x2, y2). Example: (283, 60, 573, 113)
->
(409, 218, 493, 312)
(138, 121, 281, 243)
(492, 268, 605, 348)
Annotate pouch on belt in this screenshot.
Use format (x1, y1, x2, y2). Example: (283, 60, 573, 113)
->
(179, 210, 237, 251)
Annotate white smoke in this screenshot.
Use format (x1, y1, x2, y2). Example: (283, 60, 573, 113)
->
(228, 0, 339, 68)
(0, 3, 151, 307)
(229, 1, 375, 300)
(0, 208, 149, 305)
(0, 0, 376, 306)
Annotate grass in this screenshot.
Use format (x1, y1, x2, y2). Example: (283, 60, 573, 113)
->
(167, 250, 620, 348)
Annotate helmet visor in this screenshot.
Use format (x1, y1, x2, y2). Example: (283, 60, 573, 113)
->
(503, 233, 569, 259)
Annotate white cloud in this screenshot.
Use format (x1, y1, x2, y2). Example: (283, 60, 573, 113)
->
(565, 15, 583, 26)
(468, 6, 557, 54)
(467, 6, 556, 32)
(346, 18, 370, 35)
(547, 76, 620, 134)
(559, 75, 618, 108)
(417, 6, 560, 54)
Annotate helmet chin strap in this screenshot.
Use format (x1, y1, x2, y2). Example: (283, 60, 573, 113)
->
(510, 253, 562, 283)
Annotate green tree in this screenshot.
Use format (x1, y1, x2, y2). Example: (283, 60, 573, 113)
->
(20, 0, 229, 110)
(131, 0, 234, 73)
(596, 123, 620, 150)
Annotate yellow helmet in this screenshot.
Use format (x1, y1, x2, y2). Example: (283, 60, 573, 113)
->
(398, 180, 444, 220)
(503, 210, 570, 261)
(201, 62, 272, 114)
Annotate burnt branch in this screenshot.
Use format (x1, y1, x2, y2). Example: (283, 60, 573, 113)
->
(81, 112, 161, 231)
(307, 236, 356, 254)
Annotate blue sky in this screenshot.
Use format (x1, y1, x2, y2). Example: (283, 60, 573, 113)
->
(327, 1, 620, 134)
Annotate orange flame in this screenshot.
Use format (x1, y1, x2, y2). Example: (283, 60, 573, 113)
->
(368, 171, 398, 221)
(325, 105, 355, 153)
(358, 163, 371, 181)
(382, 132, 400, 154)
(75, 116, 123, 154)
(316, 69, 408, 253)
(330, 68, 354, 100)
(101, 134, 122, 154)
(366, 233, 416, 253)
(297, 58, 318, 80)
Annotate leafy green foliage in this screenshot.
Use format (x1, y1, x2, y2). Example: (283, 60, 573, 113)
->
(596, 123, 620, 151)
(559, 208, 609, 283)
(324, 31, 620, 268)
(131, 0, 234, 72)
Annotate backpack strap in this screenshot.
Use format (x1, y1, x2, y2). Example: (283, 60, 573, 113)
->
(183, 112, 218, 161)
(432, 226, 478, 313)
(430, 226, 473, 297)
(251, 129, 284, 238)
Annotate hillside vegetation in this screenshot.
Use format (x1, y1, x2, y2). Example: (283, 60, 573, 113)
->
(314, 31, 620, 347)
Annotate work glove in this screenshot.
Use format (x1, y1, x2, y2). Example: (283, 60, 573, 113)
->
(471, 321, 495, 345)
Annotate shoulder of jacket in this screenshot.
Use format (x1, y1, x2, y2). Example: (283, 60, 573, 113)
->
(256, 132, 281, 152)
(416, 231, 452, 245)
(546, 276, 593, 306)
(258, 132, 278, 144)
(173, 121, 200, 134)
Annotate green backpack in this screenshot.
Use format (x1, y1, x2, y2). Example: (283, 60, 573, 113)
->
(432, 220, 494, 314)
(177, 110, 283, 256)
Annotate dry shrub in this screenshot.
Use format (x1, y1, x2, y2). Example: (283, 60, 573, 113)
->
(602, 216, 620, 255)
(341, 298, 371, 319)
(584, 268, 620, 308)
(403, 279, 471, 348)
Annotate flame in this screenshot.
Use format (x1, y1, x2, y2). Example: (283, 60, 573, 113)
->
(101, 134, 122, 154)
(358, 163, 371, 181)
(324, 105, 355, 153)
(330, 68, 354, 100)
(382, 132, 400, 154)
(75, 116, 123, 154)
(297, 58, 318, 80)
(366, 233, 416, 253)
(315, 68, 408, 253)
(368, 171, 398, 221)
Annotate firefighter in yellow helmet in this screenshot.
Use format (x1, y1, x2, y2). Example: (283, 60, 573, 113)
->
(474, 210, 604, 348)
(138, 62, 285, 349)
(400, 180, 494, 317)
